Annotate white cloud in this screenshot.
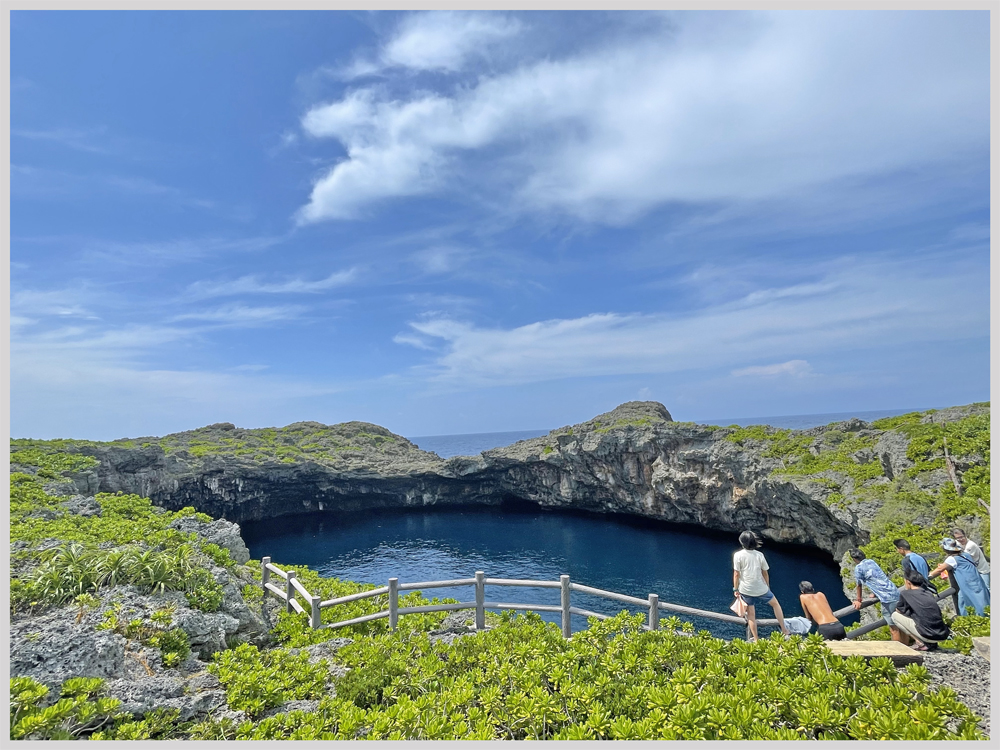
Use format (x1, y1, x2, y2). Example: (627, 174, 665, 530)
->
(297, 11, 987, 224)
(341, 11, 523, 79)
(171, 304, 305, 325)
(380, 12, 522, 73)
(186, 268, 358, 299)
(394, 252, 987, 388)
(731, 360, 812, 378)
(11, 288, 98, 320)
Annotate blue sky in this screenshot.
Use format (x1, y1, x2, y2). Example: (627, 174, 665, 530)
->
(10, 10, 990, 441)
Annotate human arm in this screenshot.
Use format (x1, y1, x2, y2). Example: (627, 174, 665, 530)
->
(761, 569, 770, 587)
(853, 583, 863, 609)
(733, 569, 740, 594)
(928, 561, 951, 579)
(800, 595, 815, 624)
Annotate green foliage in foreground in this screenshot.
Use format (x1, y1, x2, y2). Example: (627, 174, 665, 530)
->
(88, 612, 986, 741)
(10, 676, 125, 740)
(10, 453, 232, 614)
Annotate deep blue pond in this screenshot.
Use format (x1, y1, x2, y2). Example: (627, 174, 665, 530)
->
(242, 504, 858, 639)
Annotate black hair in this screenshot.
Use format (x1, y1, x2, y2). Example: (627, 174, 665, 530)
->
(905, 570, 928, 588)
(893, 539, 911, 550)
(799, 581, 815, 593)
(739, 530, 759, 550)
(848, 548, 865, 561)
(952, 528, 966, 537)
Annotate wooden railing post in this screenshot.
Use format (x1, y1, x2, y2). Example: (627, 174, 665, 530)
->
(475, 571, 485, 630)
(261, 556, 271, 593)
(560, 575, 571, 638)
(310, 594, 321, 629)
(388, 577, 399, 631)
(286, 571, 297, 613)
(648, 594, 659, 631)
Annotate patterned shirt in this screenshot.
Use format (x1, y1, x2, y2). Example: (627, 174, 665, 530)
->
(854, 559, 899, 604)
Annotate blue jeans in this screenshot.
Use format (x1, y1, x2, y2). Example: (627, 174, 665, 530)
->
(879, 595, 899, 627)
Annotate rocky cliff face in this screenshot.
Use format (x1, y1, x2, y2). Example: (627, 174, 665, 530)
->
(54, 401, 867, 560)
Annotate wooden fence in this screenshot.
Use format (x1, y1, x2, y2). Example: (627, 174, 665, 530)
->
(260, 557, 955, 641)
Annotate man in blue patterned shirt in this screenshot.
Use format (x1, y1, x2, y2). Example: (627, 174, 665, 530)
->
(849, 548, 902, 642)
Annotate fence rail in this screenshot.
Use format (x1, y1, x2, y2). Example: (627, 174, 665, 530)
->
(259, 557, 954, 641)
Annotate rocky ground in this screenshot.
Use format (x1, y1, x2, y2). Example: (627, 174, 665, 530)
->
(923, 649, 991, 736)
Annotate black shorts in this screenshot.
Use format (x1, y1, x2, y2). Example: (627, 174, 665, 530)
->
(817, 621, 846, 640)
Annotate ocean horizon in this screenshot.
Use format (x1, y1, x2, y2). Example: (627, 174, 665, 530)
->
(408, 406, 934, 458)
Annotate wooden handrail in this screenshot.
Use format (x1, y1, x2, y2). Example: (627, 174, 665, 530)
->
(261, 558, 955, 641)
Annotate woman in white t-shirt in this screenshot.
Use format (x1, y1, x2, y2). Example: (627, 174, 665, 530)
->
(733, 530, 790, 641)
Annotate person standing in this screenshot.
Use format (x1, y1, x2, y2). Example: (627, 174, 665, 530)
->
(893, 538, 935, 593)
(798, 581, 846, 640)
(848, 549, 903, 642)
(732, 530, 790, 641)
(929, 538, 990, 616)
(953, 528, 990, 592)
(893, 571, 951, 651)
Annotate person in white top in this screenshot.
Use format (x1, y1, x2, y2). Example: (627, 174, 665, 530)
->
(953, 528, 990, 591)
(732, 530, 790, 641)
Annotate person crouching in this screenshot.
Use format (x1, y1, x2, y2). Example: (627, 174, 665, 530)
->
(893, 570, 951, 651)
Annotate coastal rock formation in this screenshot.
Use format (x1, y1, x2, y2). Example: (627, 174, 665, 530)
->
(53, 401, 870, 558)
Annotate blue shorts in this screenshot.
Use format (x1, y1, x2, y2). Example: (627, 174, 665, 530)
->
(741, 590, 776, 610)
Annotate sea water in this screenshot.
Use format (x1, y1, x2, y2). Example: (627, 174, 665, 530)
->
(242, 504, 857, 639)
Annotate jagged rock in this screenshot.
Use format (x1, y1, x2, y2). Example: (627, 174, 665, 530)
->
(169, 517, 251, 565)
(60, 494, 102, 517)
(10, 606, 127, 690)
(262, 700, 321, 718)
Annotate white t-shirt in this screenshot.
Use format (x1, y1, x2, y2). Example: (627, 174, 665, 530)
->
(734, 548, 770, 597)
(964, 540, 990, 575)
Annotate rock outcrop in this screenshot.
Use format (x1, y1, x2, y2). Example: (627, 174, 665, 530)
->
(52, 401, 865, 559)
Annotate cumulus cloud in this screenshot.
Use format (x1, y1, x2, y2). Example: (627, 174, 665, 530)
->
(186, 268, 358, 299)
(731, 360, 813, 378)
(394, 251, 987, 388)
(343, 11, 523, 78)
(297, 11, 987, 224)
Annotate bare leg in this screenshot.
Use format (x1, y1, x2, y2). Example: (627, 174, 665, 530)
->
(768, 597, 790, 635)
(889, 626, 903, 643)
(746, 605, 758, 641)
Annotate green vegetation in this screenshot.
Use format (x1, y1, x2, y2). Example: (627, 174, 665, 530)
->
(80, 613, 986, 740)
(10, 452, 230, 615)
(10, 677, 125, 740)
(593, 417, 653, 434)
(96, 602, 191, 668)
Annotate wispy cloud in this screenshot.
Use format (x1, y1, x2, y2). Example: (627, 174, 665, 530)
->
(297, 11, 987, 224)
(186, 268, 358, 299)
(12, 126, 111, 154)
(731, 360, 813, 378)
(171, 304, 306, 325)
(394, 251, 988, 388)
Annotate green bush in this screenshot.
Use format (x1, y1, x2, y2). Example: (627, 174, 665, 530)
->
(10, 676, 124, 740)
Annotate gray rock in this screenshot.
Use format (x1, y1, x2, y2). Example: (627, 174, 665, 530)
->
(10, 606, 127, 690)
(169, 517, 251, 565)
(261, 700, 321, 719)
(923, 650, 990, 736)
(60, 494, 102, 517)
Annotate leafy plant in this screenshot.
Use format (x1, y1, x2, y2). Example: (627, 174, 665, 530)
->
(10, 676, 124, 739)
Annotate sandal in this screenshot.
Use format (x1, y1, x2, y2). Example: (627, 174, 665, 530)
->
(910, 643, 929, 651)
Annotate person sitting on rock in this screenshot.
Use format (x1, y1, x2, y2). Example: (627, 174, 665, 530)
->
(849, 548, 903, 642)
(732, 530, 790, 642)
(952, 528, 990, 592)
(798, 581, 846, 640)
(929, 538, 990, 617)
(893, 571, 951, 651)
(894, 538, 935, 593)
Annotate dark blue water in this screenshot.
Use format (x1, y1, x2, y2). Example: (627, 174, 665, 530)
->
(242, 504, 858, 639)
(407, 409, 926, 458)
